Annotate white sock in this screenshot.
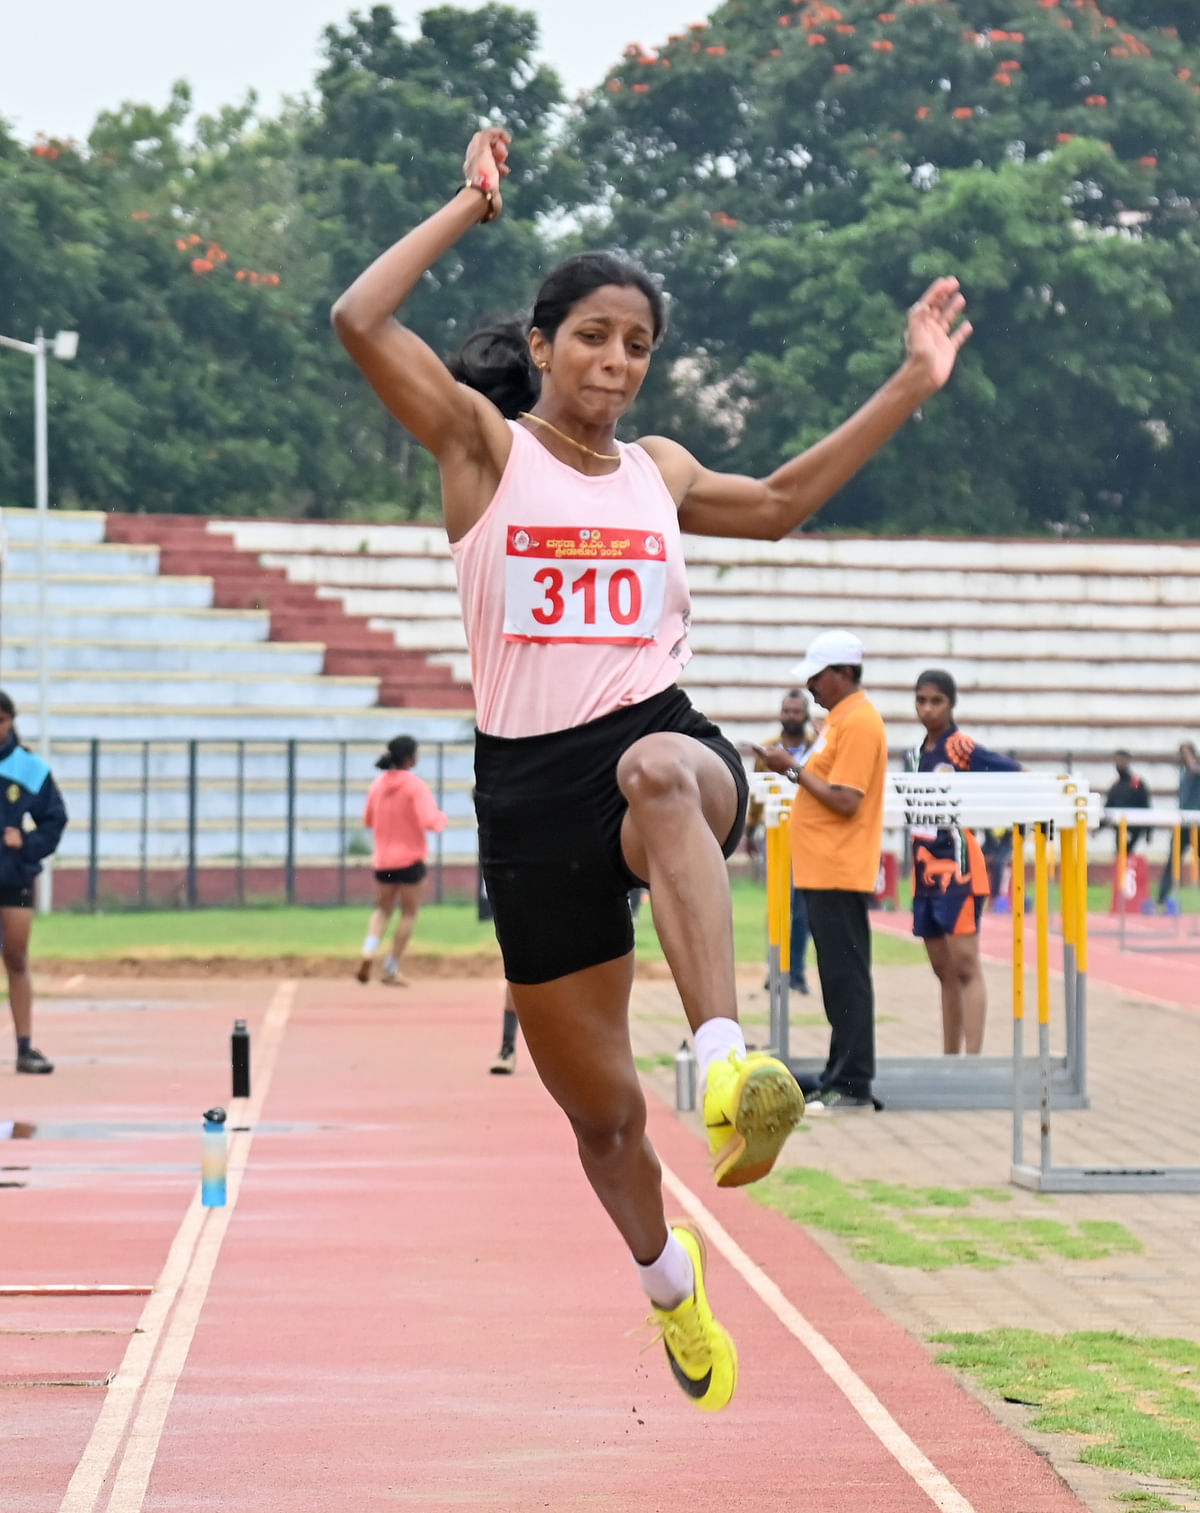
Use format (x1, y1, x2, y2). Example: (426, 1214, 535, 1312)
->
(636, 1229, 695, 1311)
(383, 956, 398, 974)
(362, 934, 380, 956)
(694, 1017, 747, 1092)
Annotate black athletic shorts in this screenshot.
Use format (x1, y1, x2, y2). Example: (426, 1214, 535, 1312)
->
(0, 884, 34, 910)
(374, 862, 427, 886)
(474, 685, 749, 985)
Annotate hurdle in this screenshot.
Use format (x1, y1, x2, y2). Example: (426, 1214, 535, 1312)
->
(754, 770, 1099, 1110)
(1010, 797, 1200, 1191)
(1102, 806, 1200, 954)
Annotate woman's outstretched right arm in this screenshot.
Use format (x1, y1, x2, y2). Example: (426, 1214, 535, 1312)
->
(330, 129, 513, 485)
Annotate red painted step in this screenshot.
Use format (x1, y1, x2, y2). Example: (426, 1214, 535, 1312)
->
(103, 513, 475, 713)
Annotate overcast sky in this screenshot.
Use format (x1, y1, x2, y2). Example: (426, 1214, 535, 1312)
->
(0, 0, 702, 143)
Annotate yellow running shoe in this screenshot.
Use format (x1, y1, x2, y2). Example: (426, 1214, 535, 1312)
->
(652, 1223, 737, 1412)
(704, 1050, 805, 1187)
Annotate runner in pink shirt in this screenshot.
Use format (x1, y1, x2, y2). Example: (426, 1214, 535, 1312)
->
(333, 125, 970, 1411)
(356, 735, 447, 986)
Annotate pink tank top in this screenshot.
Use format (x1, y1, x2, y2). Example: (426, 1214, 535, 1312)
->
(451, 422, 692, 737)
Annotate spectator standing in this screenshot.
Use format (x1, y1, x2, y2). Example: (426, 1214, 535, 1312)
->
(357, 736, 448, 985)
(0, 691, 67, 1073)
(906, 669, 1021, 1056)
(747, 690, 818, 992)
(754, 631, 888, 1113)
(1157, 741, 1200, 907)
(1104, 751, 1152, 855)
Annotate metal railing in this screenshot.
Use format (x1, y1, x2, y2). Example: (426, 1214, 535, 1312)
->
(46, 737, 476, 911)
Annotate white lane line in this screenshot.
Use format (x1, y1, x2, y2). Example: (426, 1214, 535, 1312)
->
(58, 981, 296, 1513)
(660, 1162, 980, 1513)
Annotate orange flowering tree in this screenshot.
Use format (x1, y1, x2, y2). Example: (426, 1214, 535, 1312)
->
(569, 0, 1200, 533)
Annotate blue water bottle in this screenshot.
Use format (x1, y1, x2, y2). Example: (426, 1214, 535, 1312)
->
(201, 1107, 228, 1207)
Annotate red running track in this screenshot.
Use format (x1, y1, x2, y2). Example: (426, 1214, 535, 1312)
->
(874, 907, 1200, 1014)
(1, 977, 1089, 1513)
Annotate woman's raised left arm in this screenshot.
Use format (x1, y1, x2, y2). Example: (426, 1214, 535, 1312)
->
(658, 277, 971, 541)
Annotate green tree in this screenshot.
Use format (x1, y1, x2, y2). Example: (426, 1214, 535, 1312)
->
(305, 4, 580, 515)
(568, 0, 1200, 533)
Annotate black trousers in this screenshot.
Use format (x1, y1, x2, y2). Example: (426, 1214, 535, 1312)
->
(802, 889, 876, 1099)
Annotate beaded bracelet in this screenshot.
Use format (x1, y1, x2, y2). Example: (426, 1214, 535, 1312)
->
(461, 178, 498, 222)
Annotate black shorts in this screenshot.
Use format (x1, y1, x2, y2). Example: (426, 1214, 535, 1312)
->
(474, 686, 749, 985)
(374, 862, 427, 886)
(0, 884, 34, 910)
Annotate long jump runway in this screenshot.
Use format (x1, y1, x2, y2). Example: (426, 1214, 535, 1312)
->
(2, 977, 1088, 1513)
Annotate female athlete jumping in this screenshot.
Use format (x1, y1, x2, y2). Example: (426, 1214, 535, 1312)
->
(333, 126, 971, 1410)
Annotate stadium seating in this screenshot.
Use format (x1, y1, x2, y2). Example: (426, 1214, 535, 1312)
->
(205, 516, 1200, 803)
(2, 504, 1196, 901)
(0, 508, 475, 900)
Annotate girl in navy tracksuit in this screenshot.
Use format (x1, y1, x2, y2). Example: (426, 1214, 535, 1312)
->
(0, 691, 67, 1073)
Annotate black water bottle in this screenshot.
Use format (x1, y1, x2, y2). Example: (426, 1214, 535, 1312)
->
(231, 1019, 251, 1099)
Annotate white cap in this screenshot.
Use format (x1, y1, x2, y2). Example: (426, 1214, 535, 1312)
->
(791, 628, 865, 682)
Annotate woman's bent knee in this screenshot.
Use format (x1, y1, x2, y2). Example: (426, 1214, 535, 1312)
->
(2, 951, 29, 975)
(618, 748, 697, 810)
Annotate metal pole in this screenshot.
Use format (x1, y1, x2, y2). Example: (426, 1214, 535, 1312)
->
(1011, 824, 1025, 1170)
(87, 737, 100, 912)
(1035, 823, 1053, 1175)
(236, 740, 245, 907)
(338, 740, 347, 907)
(435, 741, 445, 904)
(187, 739, 198, 908)
(33, 331, 52, 915)
(285, 738, 296, 905)
(140, 740, 150, 908)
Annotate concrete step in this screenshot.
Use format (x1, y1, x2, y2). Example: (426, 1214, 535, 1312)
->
(321, 649, 465, 684)
(679, 652, 1200, 694)
(683, 561, 1200, 605)
(712, 709, 1192, 755)
(265, 553, 460, 590)
(1, 671, 381, 711)
(367, 617, 469, 651)
(1, 606, 271, 645)
(4, 543, 161, 577)
(60, 782, 477, 826)
(3, 574, 214, 610)
(46, 741, 475, 785)
(679, 532, 1200, 575)
(686, 593, 1200, 635)
(0, 507, 106, 545)
(104, 513, 228, 546)
(207, 514, 1200, 575)
(21, 708, 474, 743)
(55, 816, 480, 863)
(681, 681, 1200, 726)
(2, 638, 326, 677)
(210, 520, 452, 557)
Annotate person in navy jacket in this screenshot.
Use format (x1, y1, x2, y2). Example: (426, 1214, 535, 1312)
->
(0, 691, 67, 1073)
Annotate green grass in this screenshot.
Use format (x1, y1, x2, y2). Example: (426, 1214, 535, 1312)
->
(751, 1167, 1143, 1270)
(34, 903, 501, 960)
(935, 1329, 1200, 1498)
(34, 878, 929, 966)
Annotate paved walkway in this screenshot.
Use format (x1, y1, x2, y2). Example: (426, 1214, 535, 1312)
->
(633, 915, 1200, 1513)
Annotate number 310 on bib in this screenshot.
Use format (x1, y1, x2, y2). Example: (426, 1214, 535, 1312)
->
(503, 526, 668, 645)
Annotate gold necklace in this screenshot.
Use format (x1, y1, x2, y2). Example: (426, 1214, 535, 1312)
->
(518, 411, 620, 463)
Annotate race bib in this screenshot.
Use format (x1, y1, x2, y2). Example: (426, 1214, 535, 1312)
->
(504, 526, 668, 644)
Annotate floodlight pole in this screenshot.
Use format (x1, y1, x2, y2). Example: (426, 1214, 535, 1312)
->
(0, 326, 78, 913)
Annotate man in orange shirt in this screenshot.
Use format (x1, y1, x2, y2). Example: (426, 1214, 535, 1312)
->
(754, 630, 887, 1113)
